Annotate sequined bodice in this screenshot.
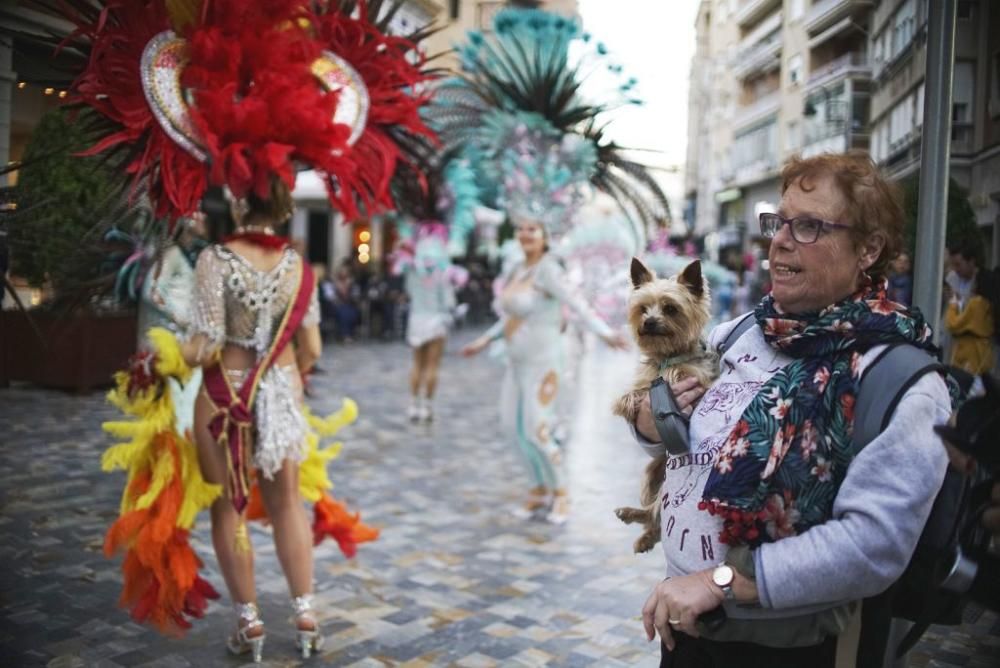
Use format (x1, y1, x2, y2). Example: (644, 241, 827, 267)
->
(500, 263, 543, 319)
(192, 245, 318, 356)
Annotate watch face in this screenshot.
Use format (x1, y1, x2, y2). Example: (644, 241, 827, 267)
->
(713, 565, 735, 587)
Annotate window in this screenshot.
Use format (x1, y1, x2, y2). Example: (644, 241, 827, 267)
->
(788, 54, 803, 86)
(889, 0, 916, 63)
(786, 120, 800, 151)
(732, 120, 778, 170)
(450, 0, 460, 20)
(888, 92, 915, 149)
(952, 61, 975, 145)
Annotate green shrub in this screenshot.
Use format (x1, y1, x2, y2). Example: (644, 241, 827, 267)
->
(10, 108, 120, 292)
(900, 174, 984, 264)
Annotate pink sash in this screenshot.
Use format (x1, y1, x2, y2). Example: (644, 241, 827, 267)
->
(202, 255, 314, 513)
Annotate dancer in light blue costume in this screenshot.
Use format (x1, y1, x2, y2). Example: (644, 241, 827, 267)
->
(434, 7, 669, 524)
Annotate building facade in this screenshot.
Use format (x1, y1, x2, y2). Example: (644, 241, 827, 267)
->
(685, 0, 1000, 267)
(870, 0, 1000, 264)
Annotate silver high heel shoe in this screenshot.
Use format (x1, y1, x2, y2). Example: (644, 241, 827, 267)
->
(293, 594, 324, 659)
(226, 602, 265, 663)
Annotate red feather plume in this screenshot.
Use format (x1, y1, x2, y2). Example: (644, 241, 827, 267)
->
(55, 0, 437, 223)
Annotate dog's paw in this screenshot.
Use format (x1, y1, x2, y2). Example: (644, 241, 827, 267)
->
(634, 530, 661, 554)
(615, 507, 648, 524)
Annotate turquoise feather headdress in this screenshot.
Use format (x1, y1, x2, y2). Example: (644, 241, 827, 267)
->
(427, 7, 670, 237)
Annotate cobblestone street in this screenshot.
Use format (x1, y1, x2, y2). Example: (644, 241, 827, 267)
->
(1, 334, 998, 667)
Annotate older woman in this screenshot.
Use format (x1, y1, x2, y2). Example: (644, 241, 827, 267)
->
(632, 152, 951, 666)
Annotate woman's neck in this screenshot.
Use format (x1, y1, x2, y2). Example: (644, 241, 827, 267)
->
(235, 222, 276, 235)
(523, 250, 544, 267)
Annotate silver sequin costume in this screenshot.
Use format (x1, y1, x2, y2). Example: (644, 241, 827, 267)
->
(190, 245, 320, 479)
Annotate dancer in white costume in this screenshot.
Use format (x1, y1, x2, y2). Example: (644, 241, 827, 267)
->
(395, 223, 468, 422)
(462, 217, 626, 523)
(432, 7, 667, 523)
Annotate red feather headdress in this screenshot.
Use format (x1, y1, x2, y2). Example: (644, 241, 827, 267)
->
(59, 0, 435, 223)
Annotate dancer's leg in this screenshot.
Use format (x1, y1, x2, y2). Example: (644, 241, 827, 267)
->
(423, 337, 446, 399)
(519, 365, 563, 493)
(258, 461, 313, 600)
(259, 459, 323, 656)
(505, 364, 551, 511)
(193, 391, 257, 605)
(410, 343, 428, 398)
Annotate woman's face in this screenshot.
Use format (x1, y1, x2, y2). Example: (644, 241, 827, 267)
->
(768, 173, 882, 314)
(515, 219, 547, 257)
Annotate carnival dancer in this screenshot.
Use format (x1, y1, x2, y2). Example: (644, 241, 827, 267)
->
(390, 155, 479, 423)
(461, 211, 628, 523)
(10, 0, 437, 660)
(393, 222, 468, 422)
(137, 214, 207, 436)
(183, 179, 335, 659)
(433, 8, 667, 523)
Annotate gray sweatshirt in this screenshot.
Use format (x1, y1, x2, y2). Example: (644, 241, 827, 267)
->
(635, 315, 950, 638)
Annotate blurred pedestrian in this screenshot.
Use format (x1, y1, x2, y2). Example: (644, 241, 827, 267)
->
(331, 265, 360, 342)
(944, 267, 995, 375)
(887, 251, 913, 306)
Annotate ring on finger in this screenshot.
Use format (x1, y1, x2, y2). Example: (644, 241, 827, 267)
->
(668, 618, 681, 625)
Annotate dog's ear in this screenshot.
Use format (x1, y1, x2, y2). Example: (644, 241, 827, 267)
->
(630, 257, 654, 289)
(678, 260, 704, 296)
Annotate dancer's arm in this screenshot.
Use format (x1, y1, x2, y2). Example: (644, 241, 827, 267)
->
(296, 285, 323, 372)
(535, 258, 624, 347)
(148, 246, 193, 329)
(182, 249, 226, 367)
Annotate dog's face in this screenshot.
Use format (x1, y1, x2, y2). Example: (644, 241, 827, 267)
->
(627, 257, 711, 357)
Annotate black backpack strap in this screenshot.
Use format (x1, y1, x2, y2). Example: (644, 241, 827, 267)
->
(852, 344, 944, 455)
(717, 312, 755, 357)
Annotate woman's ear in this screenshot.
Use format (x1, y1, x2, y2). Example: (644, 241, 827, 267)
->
(858, 232, 886, 272)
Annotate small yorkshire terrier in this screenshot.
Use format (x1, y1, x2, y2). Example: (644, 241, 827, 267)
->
(612, 257, 719, 553)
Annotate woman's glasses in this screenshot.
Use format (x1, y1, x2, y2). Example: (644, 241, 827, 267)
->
(759, 212, 851, 244)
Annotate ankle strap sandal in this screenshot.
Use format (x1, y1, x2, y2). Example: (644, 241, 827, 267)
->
(226, 602, 265, 663)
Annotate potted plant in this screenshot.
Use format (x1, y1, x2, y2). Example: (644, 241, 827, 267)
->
(1, 108, 140, 391)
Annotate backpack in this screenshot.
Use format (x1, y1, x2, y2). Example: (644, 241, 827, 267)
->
(718, 314, 970, 665)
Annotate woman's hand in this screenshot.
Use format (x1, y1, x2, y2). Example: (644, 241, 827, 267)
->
(641, 571, 724, 650)
(602, 331, 630, 351)
(635, 376, 708, 442)
(460, 338, 490, 357)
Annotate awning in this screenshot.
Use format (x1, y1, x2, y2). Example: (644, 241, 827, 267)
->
(807, 17, 855, 50)
(715, 188, 742, 204)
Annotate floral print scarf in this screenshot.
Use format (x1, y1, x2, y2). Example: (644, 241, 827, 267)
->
(700, 278, 936, 547)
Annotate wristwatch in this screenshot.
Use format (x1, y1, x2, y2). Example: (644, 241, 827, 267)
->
(712, 564, 736, 601)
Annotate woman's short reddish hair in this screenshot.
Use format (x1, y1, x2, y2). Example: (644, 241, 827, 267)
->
(780, 151, 904, 280)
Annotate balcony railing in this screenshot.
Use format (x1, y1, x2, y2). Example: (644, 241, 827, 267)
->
(734, 0, 782, 28)
(802, 134, 848, 159)
(732, 29, 782, 80)
(806, 0, 873, 35)
(734, 157, 779, 187)
(733, 90, 781, 131)
(806, 52, 872, 90)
